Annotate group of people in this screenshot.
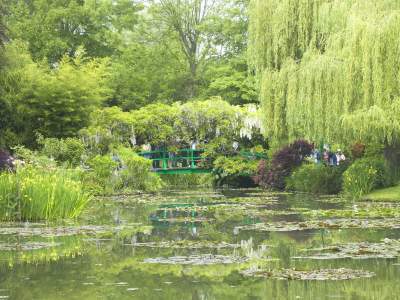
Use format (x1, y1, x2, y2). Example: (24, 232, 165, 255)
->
(311, 147, 346, 166)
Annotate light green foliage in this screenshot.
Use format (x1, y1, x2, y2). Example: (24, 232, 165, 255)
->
(286, 163, 346, 194)
(80, 107, 134, 155)
(19, 52, 111, 141)
(0, 44, 110, 146)
(86, 154, 120, 194)
(86, 148, 163, 194)
(204, 57, 257, 105)
(117, 147, 163, 192)
(0, 166, 91, 221)
(151, 0, 257, 100)
(83, 99, 264, 153)
(12, 145, 58, 169)
(343, 157, 390, 199)
(108, 26, 188, 109)
(132, 103, 180, 146)
(201, 0, 257, 104)
(249, 0, 400, 147)
(212, 156, 258, 186)
(7, 0, 143, 63)
(213, 156, 258, 177)
(154, 0, 220, 98)
(38, 136, 85, 167)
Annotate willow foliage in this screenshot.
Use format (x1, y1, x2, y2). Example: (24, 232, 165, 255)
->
(249, 0, 400, 146)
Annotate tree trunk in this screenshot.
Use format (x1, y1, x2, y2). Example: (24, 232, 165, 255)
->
(188, 59, 197, 98)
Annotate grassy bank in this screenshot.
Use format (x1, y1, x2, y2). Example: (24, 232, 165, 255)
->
(363, 184, 400, 202)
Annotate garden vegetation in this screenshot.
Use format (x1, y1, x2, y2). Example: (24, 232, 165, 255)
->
(1, 0, 400, 221)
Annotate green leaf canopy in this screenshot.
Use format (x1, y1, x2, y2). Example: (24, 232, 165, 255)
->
(249, 0, 400, 147)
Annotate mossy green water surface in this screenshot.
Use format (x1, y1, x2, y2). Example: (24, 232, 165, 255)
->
(0, 189, 399, 299)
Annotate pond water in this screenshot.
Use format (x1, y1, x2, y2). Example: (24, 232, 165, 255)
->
(0, 189, 400, 300)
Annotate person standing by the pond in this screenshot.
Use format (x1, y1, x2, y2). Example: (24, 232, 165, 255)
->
(336, 149, 346, 165)
(331, 151, 338, 166)
(232, 141, 239, 153)
(323, 149, 329, 165)
(142, 142, 155, 169)
(168, 150, 176, 168)
(312, 148, 321, 163)
(142, 143, 151, 157)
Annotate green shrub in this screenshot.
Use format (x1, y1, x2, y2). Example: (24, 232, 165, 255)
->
(212, 156, 259, 187)
(343, 157, 390, 199)
(86, 148, 163, 193)
(0, 166, 91, 221)
(12, 145, 58, 169)
(286, 163, 347, 194)
(86, 155, 120, 194)
(117, 147, 163, 192)
(38, 137, 85, 166)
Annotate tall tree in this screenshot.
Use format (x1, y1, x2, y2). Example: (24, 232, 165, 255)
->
(7, 0, 143, 63)
(108, 14, 188, 110)
(201, 0, 257, 105)
(249, 0, 400, 170)
(154, 0, 220, 98)
(249, 0, 400, 144)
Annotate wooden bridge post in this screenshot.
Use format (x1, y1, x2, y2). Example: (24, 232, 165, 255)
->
(191, 149, 195, 168)
(162, 150, 168, 170)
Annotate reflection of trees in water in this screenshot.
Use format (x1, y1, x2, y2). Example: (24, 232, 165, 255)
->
(0, 236, 85, 269)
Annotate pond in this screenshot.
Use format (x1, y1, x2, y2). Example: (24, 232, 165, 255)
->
(0, 189, 399, 299)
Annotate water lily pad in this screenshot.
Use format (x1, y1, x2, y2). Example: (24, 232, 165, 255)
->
(143, 254, 248, 265)
(235, 218, 400, 232)
(0, 224, 144, 237)
(295, 239, 400, 260)
(128, 240, 240, 249)
(304, 207, 400, 219)
(0, 225, 110, 237)
(0, 242, 60, 251)
(241, 268, 375, 280)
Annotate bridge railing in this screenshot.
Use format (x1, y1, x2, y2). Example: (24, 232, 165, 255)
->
(139, 149, 209, 170)
(138, 148, 268, 171)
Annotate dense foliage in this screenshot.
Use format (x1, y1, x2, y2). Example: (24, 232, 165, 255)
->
(287, 163, 347, 195)
(254, 140, 313, 190)
(81, 99, 264, 154)
(1, 44, 110, 147)
(38, 136, 85, 167)
(249, 0, 400, 161)
(212, 156, 259, 187)
(343, 157, 391, 199)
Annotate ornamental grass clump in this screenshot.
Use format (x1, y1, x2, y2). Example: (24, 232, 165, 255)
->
(343, 157, 390, 200)
(0, 167, 91, 221)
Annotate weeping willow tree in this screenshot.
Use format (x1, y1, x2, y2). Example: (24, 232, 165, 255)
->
(249, 0, 400, 175)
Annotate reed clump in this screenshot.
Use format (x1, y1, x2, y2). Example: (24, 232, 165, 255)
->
(0, 166, 91, 221)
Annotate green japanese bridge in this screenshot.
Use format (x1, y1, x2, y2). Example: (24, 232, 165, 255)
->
(138, 149, 267, 175)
